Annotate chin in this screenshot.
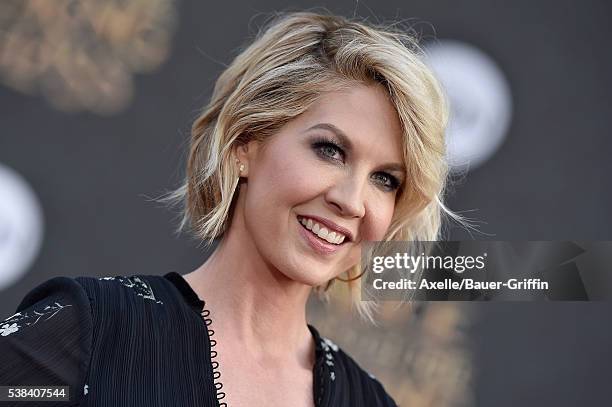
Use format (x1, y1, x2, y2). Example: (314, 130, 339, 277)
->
(264, 234, 345, 287)
(281, 265, 334, 287)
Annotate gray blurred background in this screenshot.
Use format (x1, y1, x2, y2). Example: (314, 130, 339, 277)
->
(1, 0, 611, 406)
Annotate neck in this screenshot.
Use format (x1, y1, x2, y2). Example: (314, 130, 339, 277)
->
(183, 214, 314, 365)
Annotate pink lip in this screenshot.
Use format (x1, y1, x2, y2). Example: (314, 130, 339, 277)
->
(296, 216, 343, 256)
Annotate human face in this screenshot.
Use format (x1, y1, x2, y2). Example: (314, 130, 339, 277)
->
(237, 83, 406, 287)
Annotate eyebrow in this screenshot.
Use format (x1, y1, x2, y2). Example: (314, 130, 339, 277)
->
(305, 123, 406, 176)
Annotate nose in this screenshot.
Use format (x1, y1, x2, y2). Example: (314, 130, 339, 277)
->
(324, 172, 366, 219)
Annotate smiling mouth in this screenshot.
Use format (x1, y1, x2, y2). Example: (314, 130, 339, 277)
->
(297, 215, 348, 246)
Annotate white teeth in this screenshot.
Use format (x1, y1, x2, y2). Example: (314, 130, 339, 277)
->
(298, 216, 347, 245)
(317, 227, 329, 239)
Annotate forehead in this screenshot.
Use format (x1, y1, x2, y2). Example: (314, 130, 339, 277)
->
(296, 84, 405, 162)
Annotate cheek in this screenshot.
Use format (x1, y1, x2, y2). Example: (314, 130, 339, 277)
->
(362, 196, 396, 241)
(252, 147, 331, 207)
(341, 201, 396, 273)
(243, 145, 326, 247)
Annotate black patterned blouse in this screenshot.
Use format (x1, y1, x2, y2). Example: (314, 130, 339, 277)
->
(0, 272, 398, 406)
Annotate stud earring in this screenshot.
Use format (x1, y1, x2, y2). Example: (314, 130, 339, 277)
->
(239, 163, 245, 173)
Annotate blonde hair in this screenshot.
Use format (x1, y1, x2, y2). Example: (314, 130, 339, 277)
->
(161, 11, 459, 320)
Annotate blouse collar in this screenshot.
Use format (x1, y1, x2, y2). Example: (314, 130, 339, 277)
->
(163, 271, 325, 354)
(164, 271, 323, 360)
(163, 272, 205, 310)
(162, 271, 332, 404)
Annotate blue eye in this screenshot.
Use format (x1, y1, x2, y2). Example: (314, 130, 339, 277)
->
(311, 137, 345, 162)
(372, 172, 401, 191)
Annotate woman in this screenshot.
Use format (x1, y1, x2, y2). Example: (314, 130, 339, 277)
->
(0, 11, 452, 407)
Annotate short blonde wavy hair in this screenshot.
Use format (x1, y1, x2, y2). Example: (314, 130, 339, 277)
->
(162, 11, 460, 319)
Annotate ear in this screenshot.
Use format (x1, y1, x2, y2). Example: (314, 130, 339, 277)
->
(234, 139, 261, 177)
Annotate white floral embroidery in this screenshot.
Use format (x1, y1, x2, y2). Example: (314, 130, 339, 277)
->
(322, 337, 339, 352)
(4, 312, 22, 321)
(0, 323, 20, 336)
(84, 384, 88, 395)
(99, 276, 163, 304)
(0, 302, 73, 337)
(321, 336, 339, 381)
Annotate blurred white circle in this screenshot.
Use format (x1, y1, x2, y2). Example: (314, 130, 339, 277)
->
(0, 163, 44, 290)
(424, 40, 513, 172)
